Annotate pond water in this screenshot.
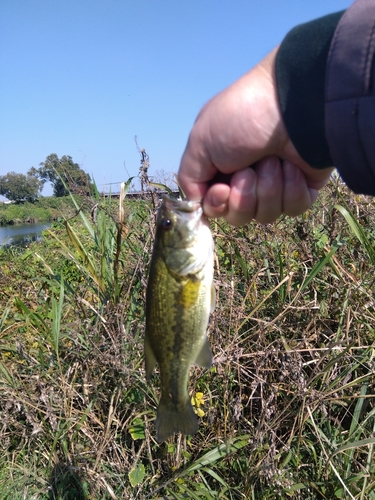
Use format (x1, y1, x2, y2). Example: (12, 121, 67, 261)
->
(0, 222, 52, 248)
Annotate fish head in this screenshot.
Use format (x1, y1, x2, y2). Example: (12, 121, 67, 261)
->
(155, 195, 213, 277)
(156, 196, 203, 248)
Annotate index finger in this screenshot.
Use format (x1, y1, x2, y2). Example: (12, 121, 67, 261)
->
(178, 134, 218, 201)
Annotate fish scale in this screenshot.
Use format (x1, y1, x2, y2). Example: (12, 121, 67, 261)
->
(145, 195, 215, 443)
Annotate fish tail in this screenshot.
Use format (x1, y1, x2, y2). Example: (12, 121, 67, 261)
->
(156, 398, 198, 443)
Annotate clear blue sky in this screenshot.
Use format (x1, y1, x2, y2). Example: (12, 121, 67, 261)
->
(1, 0, 350, 197)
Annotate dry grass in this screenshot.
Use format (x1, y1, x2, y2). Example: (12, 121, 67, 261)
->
(0, 177, 375, 499)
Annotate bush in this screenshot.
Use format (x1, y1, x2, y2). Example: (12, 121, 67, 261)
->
(0, 196, 82, 225)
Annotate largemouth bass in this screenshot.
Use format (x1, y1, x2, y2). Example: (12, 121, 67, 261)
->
(145, 195, 215, 443)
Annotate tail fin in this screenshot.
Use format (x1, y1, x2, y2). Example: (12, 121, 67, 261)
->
(156, 398, 198, 443)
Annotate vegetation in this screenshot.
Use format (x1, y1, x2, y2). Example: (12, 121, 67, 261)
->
(0, 196, 80, 226)
(1, 154, 90, 203)
(0, 171, 43, 202)
(0, 177, 375, 499)
(29, 154, 92, 198)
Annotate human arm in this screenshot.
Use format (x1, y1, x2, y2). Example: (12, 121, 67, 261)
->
(178, 0, 375, 225)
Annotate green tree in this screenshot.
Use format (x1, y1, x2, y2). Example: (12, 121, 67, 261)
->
(29, 154, 91, 197)
(0, 172, 43, 202)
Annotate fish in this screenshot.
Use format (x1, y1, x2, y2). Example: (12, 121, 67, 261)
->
(145, 195, 215, 443)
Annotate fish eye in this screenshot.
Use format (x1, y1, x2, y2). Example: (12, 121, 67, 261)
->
(161, 218, 172, 230)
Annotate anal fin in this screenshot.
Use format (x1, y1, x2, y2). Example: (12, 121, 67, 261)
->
(194, 336, 212, 369)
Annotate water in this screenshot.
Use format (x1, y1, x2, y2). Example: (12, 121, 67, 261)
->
(0, 222, 52, 248)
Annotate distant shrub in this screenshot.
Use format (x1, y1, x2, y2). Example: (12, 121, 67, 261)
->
(0, 196, 80, 225)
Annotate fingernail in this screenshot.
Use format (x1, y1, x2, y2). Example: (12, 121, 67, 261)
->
(211, 196, 227, 208)
(231, 168, 256, 196)
(232, 182, 255, 197)
(203, 199, 227, 217)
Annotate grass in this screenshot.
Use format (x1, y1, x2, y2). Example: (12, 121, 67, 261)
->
(0, 176, 375, 499)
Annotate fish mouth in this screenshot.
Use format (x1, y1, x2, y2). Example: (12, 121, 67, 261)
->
(163, 195, 201, 213)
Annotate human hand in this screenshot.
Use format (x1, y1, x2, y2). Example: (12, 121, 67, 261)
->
(178, 48, 333, 226)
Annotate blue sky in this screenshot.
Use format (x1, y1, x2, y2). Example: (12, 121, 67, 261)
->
(1, 0, 350, 197)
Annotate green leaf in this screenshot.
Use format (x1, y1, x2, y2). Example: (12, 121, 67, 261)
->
(177, 435, 250, 478)
(349, 381, 369, 437)
(335, 203, 375, 264)
(200, 467, 228, 488)
(129, 463, 145, 487)
(14, 297, 49, 333)
(149, 181, 175, 195)
(0, 360, 14, 386)
(63, 221, 102, 290)
(167, 443, 176, 453)
(0, 304, 10, 332)
(299, 238, 341, 293)
(283, 483, 309, 495)
(232, 242, 249, 281)
(330, 437, 375, 458)
(129, 418, 146, 440)
(121, 176, 135, 196)
(51, 279, 64, 356)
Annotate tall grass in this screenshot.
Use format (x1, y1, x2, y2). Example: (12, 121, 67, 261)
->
(0, 178, 374, 498)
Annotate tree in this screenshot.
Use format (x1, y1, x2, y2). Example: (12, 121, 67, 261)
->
(29, 154, 92, 197)
(0, 172, 43, 202)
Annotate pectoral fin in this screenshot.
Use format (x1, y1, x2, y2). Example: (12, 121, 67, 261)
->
(144, 333, 157, 380)
(194, 336, 212, 368)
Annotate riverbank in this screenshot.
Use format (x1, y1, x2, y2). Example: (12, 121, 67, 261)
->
(0, 195, 82, 226)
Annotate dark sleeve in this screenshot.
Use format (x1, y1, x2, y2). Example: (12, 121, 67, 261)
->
(276, 0, 375, 196)
(275, 11, 344, 169)
(325, 0, 375, 195)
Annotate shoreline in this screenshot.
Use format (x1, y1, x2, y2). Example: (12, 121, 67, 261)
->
(0, 195, 79, 227)
(0, 217, 55, 227)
